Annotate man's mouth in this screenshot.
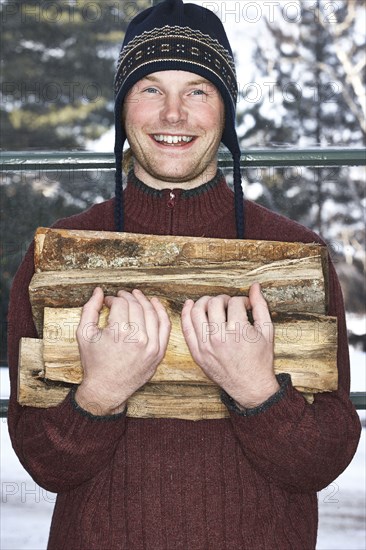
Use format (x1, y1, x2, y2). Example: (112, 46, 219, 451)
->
(152, 134, 195, 146)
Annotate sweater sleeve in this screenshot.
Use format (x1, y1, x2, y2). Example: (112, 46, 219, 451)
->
(222, 257, 362, 493)
(7, 221, 128, 494)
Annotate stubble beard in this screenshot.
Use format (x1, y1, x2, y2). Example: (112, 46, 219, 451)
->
(133, 150, 219, 188)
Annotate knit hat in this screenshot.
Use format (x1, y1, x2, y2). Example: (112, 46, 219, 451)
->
(114, 0, 244, 238)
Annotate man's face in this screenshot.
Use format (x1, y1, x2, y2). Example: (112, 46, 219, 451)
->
(123, 70, 225, 189)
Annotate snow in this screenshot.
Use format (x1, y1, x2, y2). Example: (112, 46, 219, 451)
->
(350, 346, 366, 393)
(347, 314, 366, 394)
(347, 314, 366, 337)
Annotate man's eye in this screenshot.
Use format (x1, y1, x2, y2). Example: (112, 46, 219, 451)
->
(144, 87, 159, 94)
(191, 89, 206, 96)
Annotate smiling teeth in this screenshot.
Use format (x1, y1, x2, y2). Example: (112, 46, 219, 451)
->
(153, 135, 193, 144)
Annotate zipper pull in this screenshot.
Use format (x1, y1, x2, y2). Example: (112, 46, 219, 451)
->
(167, 191, 176, 209)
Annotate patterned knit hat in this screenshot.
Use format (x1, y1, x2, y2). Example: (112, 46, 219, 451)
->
(114, 0, 244, 237)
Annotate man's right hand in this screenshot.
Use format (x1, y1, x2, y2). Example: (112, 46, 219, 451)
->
(75, 287, 171, 416)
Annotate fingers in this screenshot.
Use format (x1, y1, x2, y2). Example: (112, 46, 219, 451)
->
(104, 289, 156, 327)
(82, 286, 104, 317)
(78, 286, 104, 327)
(207, 294, 231, 325)
(249, 283, 272, 326)
(186, 296, 211, 342)
(130, 289, 159, 347)
(226, 296, 250, 328)
(182, 295, 230, 358)
(105, 289, 171, 354)
(77, 287, 105, 344)
(104, 293, 130, 327)
(182, 285, 271, 342)
(150, 296, 171, 351)
(181, 299, 200, 357)
(189, 294, 249, 330)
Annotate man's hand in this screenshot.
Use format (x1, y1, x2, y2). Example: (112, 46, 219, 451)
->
(75, 287, 171, 416)
(181, 282, 279, 409)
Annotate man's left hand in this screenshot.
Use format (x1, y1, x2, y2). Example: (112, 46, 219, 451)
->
(181, 282, 280, 409)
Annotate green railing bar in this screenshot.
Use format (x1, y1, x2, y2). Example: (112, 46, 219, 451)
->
(351, 393, 366, 411)
(0, 393, 365, 417)
(1, 399, 9, 418)
(1, 148, 365, 171)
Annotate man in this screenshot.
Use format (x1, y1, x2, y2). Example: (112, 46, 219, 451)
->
(7, 1, 361, 549)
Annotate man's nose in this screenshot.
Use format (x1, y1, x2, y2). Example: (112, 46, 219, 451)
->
(160, 94, 187, 124)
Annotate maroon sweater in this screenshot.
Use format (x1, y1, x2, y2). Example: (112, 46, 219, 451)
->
(8, 173, 361, 549)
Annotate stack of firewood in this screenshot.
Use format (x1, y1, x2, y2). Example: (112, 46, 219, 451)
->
(18, 228, 338, 420)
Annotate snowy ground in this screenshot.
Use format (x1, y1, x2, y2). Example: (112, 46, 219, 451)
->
(1, 340, 365, 549)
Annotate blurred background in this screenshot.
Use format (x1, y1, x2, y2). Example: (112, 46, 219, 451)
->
(1, 1, 365, 548)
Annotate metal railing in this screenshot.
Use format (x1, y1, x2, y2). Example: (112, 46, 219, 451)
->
(1, 148, 365, 414)
(1, 148, 365, 170)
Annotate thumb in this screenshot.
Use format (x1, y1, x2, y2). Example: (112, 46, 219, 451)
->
(77, 287, 104, 335)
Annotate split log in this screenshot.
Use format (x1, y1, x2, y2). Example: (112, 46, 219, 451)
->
(18, 338, 314, 418)
(30, 262, 328, 337)
(127, 384, 228, 420)
(34, 227, 329, 272)
(41, 306, 338, 394)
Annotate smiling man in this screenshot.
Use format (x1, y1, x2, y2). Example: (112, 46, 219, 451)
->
(7, 1, 361, 549)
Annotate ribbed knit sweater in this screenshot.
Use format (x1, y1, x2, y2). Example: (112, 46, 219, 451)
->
(7, 172, 361, 550)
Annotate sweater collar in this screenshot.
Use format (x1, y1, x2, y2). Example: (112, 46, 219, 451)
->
(123, 169, 236, 237)
(126, 169, 225, 197)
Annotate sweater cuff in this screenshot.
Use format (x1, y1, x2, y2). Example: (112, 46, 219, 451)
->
(69, 387, 127, 421)
(221, 373, 291, 417)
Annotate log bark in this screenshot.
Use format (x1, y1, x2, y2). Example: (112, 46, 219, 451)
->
(34, 227, 329, 272)
(41, 306, 338, 393)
